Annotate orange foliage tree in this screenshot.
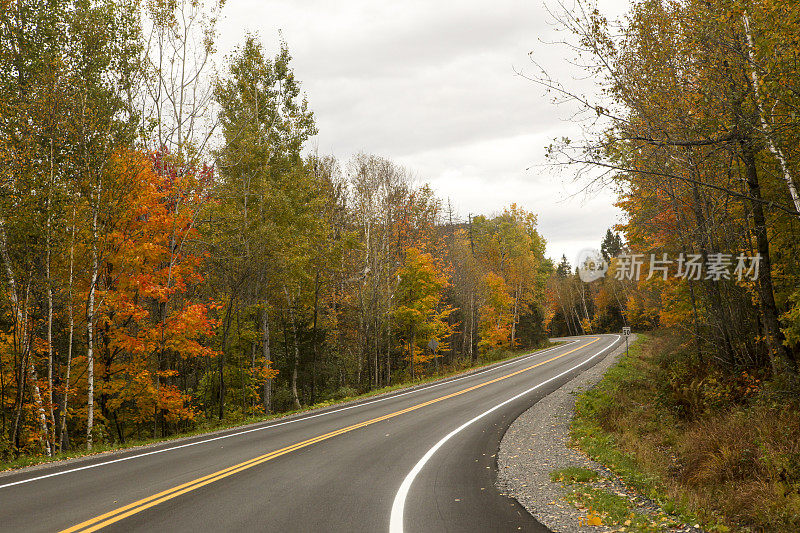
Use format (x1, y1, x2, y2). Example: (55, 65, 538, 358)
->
(392, 247, 455, 379)
(73, 149, 217, 443)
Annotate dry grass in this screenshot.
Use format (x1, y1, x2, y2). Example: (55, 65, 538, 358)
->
(572, 329, 800, 532)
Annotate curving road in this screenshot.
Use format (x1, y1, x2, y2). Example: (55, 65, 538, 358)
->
(0, 334, 621, 533)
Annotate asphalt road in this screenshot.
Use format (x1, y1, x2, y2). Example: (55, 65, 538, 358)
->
(0, 334, 621, 533)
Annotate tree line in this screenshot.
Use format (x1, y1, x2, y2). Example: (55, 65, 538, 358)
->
(539, 0, 800, 387)
(0, 0, 551, 458)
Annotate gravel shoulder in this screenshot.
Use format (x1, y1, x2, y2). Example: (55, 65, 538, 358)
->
(497, 335, 699, 532)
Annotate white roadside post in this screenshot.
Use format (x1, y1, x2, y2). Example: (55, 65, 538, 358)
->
(428, 338, 440, 375)
(622, 326, 631, 357)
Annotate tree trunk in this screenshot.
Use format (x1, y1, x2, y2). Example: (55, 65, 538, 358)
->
(742, 12, 800, 216)
(11, 348, 26, 451)
(556, 290, 574, 336)
(59, 212, 76, 452)
(261, 304, 271, 413)
(739, 139, 797, 376)
(689, 180, 735, 366)
(410, 324, 416, 380)
(373, 316, 379, 390)
(469, 291, 477, 363)
(28, 361, 51, 456)
(46, 140, 55, 454)
(284, 286, 302, 409)
(21, 280, 50, 456)
(218, 298, 234, 420)
(665, 177, 704, 364)
(86, 204, 98, 451)
(579, 283, 591, 332)
(511, 286, 519, 346)
(0, 218, 28, 449)
(0, 325, 4, 437)
(312, 272, 321, 403)
(386, 313, 392, 387)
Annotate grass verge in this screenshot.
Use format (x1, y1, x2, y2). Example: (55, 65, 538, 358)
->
(550, 466, 599, 484)
(569, 329, 800, 532)
(564, 485, 672, 531)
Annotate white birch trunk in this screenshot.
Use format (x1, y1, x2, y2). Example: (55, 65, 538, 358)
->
(86, 184, 100, 450)
(46, 140, 55, 453)
(0, 219, 50, 454)
(59, 210, 76, 452)
(743, 12, 800, 215)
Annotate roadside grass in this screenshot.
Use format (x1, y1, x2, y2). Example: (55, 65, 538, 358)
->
(569, 329, 800, 532)
(550, 465, 682, 531)
(550, 466, 599, 484)
(0, 341, 560, 473)
(565, 486, 667, 532)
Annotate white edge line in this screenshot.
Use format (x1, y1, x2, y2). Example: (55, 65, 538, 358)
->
(388, 334, 621, 533)
(0, 340, 583, 490)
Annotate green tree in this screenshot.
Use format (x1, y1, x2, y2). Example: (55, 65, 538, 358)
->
(392, 247, 454, 379)
(209, 34, 318, 413)
(600, 229, 623, 260)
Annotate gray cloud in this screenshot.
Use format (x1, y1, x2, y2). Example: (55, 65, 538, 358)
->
(217, 0, 630, 261)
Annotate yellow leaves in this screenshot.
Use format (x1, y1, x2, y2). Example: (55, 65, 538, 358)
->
(478, 271, 515, 349)
(587, 514, 603, 526)
(578, 507, 604, 527)
(158, 385, 197, 424)
(393, 246, 453, 331)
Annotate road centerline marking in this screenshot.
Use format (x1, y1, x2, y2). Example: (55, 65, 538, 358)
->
(60, 337, 600, 533)
(0, 341, 579, 492)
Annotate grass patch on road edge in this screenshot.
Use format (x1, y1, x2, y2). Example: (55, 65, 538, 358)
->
(550, 466, 599, 484)
(550, 465, 682, 531)
(564, 486, 668, 531)
(568, 332, 711, 531)
(568, 330, 800, 532)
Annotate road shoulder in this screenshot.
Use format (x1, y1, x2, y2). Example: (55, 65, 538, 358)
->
(497, 334, 699, 532)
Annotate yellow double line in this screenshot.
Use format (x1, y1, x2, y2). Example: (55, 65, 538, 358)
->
(62, 337, 598, 532)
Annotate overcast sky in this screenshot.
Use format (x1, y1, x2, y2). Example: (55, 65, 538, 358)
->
(217, 0, 630, 264)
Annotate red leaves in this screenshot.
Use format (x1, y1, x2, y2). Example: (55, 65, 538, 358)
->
(80, 148, 218, 427)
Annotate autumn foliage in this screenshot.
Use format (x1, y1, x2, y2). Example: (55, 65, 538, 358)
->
(0, 2, 551, 459)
